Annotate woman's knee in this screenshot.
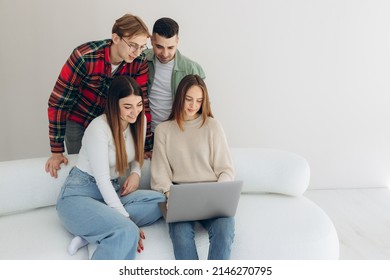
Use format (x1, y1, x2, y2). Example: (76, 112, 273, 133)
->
(145, 190, 166, 203)
(210, 217, 235, 241)
(169, 222, 195, 243)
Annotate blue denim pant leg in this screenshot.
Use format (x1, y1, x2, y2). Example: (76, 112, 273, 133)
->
(119, 189, 166, 227)
(56, 167, 139, 260)
(168, 217, 235, 260)
(168, 221, 199, 260)
(200, 217, 235, 260)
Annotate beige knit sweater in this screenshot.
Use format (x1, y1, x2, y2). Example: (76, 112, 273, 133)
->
(151, 115, 234, 194)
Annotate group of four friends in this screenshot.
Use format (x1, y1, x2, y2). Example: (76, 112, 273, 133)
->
(45, 14, 235, 260)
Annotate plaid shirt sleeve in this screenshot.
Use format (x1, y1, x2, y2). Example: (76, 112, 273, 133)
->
(133, 58, 153, 152)
(48, 49, 86, 153)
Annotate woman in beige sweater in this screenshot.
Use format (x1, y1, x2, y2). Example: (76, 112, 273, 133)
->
(151, 74, 235, 259)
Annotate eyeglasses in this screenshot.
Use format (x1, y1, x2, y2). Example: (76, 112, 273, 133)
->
(121, 38, 148, 53)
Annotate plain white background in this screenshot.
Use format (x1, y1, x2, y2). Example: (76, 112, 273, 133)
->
(1, 0, 389, 189)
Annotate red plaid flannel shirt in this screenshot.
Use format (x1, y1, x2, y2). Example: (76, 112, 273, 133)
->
(48, 39, 151, 153)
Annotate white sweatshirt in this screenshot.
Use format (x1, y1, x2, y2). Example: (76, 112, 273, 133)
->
(77, 114, 145, 217)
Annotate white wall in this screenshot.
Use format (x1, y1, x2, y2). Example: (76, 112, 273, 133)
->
(1, 0, 389, 189)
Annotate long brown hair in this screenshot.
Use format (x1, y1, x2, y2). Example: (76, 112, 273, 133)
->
(168, 74, 213, 130)
(105, 76, 145, 176)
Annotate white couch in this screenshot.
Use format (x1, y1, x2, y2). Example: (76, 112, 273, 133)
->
(0, 148, 339, 260)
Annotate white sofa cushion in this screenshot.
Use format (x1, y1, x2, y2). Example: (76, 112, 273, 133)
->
(0, 148, 338, 260)
(0, 206, 88, 259)
(86, 194, 339, 260)
(232, 194, 339, 259)
(231, 148, 310, 196)
(0, 148, 310, 216)
(0, 155, 78, 216)
(0, 194, 339, 259)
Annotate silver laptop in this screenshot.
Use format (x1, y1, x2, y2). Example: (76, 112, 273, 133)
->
(159, 180, 243, 223)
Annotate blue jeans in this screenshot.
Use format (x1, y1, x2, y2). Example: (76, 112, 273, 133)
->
(168, 217, 235, 260)
(56, 167, 166, 260)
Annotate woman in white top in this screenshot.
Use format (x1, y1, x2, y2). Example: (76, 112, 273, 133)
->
(56, 76, 165, 260)
(151, 74, 235, 259)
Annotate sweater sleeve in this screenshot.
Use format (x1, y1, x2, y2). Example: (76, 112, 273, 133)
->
(83, 120, 129, 217)
(150, 124, 173, 193)
(211, 120, 235, 182)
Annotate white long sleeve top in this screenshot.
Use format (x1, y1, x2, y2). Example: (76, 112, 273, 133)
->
(151, 115, 234, 194)
(76, 114, 145, 217)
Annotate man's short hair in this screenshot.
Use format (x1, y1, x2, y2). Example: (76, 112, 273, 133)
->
(112, 13, 150, 38)
(153, 17, 179, 38)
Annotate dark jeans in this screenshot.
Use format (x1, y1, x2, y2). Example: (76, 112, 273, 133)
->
(65, 120, 85, 154)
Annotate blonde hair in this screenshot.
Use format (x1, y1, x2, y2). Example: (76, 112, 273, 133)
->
(112, 13, 151, 38)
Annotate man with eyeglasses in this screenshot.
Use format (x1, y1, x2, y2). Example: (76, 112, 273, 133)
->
(45, 13, 151, 178)
(143, 17, 205, 158)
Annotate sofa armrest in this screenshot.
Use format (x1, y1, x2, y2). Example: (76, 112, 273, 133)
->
(0, 155, 78, 215)
(230, 148, 310, 196)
